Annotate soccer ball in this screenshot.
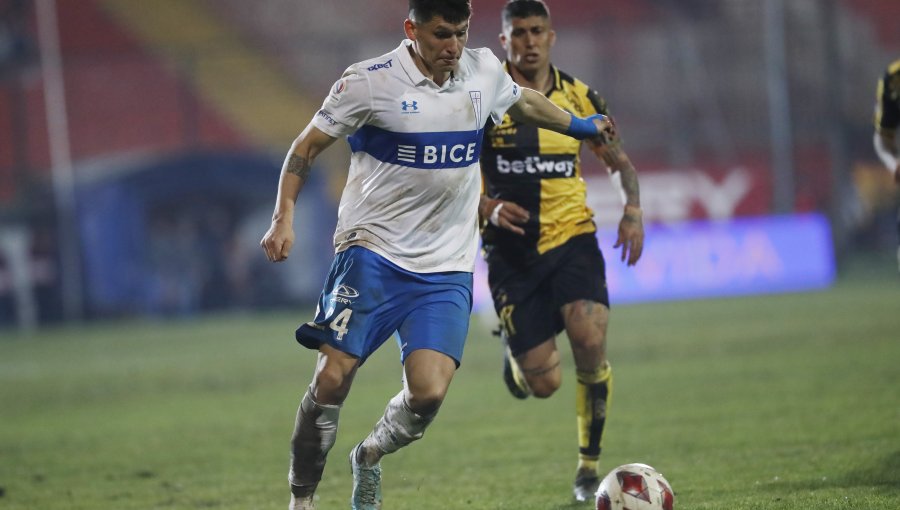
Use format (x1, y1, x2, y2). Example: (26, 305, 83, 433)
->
(595, 463, 674, 510)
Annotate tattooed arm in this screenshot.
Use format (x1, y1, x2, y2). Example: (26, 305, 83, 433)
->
(261, 124, 337, 262)
(588, 132, 645, 266)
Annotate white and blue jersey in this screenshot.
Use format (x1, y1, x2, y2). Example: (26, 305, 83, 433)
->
(311, 39, 522, 273)
(299, 40, 520, 364)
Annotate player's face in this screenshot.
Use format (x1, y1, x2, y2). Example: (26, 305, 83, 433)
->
(501, 15, 555, 74)
(405, 16, 469, 77)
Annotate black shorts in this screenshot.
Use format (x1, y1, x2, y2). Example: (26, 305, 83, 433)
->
(486, 233, 609, 357)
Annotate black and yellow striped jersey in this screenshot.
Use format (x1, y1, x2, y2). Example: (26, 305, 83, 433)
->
(481, 63, 608, 262)
(875, 59, 900, 133)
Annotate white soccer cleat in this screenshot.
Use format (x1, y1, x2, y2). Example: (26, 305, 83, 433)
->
(350, 443, 382, 510)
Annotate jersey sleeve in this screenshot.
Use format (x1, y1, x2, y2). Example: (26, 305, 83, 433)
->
(584, 87, 610, 117)
(486, 53, 522, 124)
(312, 66, 372, 138)
(875, 64, 900, 133)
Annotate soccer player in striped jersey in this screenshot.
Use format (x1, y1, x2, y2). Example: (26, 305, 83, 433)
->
(873, 58, 900, 272)
(259, 1, 616, 508)
(478, 0, 644, 502)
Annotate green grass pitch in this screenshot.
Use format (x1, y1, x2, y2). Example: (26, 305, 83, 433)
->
(1, 255, 898, 509)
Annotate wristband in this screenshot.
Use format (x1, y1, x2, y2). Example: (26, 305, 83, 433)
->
(489, 202, 504, 227)
(566, 113, 605, 140)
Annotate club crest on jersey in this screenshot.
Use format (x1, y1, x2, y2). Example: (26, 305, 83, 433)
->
(469, 91, 482, 129)
(332, 79, 347, 95)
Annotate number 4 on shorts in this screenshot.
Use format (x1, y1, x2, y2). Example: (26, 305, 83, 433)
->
(329, 308, 353, 340)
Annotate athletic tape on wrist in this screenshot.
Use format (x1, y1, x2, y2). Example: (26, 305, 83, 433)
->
(566, 113, 605, 140)
(489, 202, 504, 227)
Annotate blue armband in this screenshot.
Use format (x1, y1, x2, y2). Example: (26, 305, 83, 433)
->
(566, 113, 606, 140)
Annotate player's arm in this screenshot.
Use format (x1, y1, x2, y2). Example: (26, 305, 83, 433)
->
(261, 124, 337, 262)
(587, 126, 644, 266)
(507, 88, 614, 144)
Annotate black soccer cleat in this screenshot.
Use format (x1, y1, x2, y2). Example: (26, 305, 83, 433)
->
(494, 326, 530, 399)
(502, 347, 530, 400)
(573, 467, 601, 502)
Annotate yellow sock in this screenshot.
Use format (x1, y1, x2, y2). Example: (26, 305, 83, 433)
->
(577, 457, 599, 473)
(576, 361, 612, 470)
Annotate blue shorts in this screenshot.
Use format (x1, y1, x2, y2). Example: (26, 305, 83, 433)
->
(295, 246, 473, 366)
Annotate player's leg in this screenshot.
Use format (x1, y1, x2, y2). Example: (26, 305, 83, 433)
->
(509, 337, 563, 398)
(349, 350, 456, 510)
(487, 243, 563, 399)
(491, 263, 563, 399)
(552, 233, 612, 502)
(289, 344, 360, 509)
(356, 349, 456, 464)
(350, 269, 471, 510)
(289, 247, 401, 509)
(562, 299, 612, 502)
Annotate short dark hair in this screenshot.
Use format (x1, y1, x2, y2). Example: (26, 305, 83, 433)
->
(409, 0, 472, 24)
(502, 0, 550, 28)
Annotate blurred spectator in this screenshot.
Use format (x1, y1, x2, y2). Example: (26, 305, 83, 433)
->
(0, 0, 34, 75)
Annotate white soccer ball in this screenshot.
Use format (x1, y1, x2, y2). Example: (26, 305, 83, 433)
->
(595, 463, 674, 510)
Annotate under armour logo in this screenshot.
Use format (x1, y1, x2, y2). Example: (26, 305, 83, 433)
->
(401, 100, 419, 111)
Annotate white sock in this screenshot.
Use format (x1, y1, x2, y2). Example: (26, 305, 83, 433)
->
(288, 389, 341, 489)
(360, 391, 436, 464)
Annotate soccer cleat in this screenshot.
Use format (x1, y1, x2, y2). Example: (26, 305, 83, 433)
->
(495, 327, 530, 399)
(502, 347, 531, 399)
(289, 493, 316, 510)
(350, 442, 382, 510)
(573, 467, 601, 503)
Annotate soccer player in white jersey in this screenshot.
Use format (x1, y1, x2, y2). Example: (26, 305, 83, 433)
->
(260, 1, 614, 509)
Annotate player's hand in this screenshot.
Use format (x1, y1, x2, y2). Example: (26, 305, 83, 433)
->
(481, 197, 530, 236)
(590, 115, 618, 146)
(613, 204, 644, 266)
(260, 221, 295, 262)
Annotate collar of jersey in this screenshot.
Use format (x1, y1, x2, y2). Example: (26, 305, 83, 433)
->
(398, 39, 468, 88)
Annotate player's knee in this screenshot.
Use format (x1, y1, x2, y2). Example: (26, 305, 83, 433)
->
(529, 372, 562, 398)
(530, 384, 558, 399)
(575, 338, 606, 359)
(570, 329, 607, 359)
(312, 366, 353, 405)
(405, 386, 447, 416)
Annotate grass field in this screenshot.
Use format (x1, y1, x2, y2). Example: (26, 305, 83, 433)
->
(1, 254, 898, 509)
